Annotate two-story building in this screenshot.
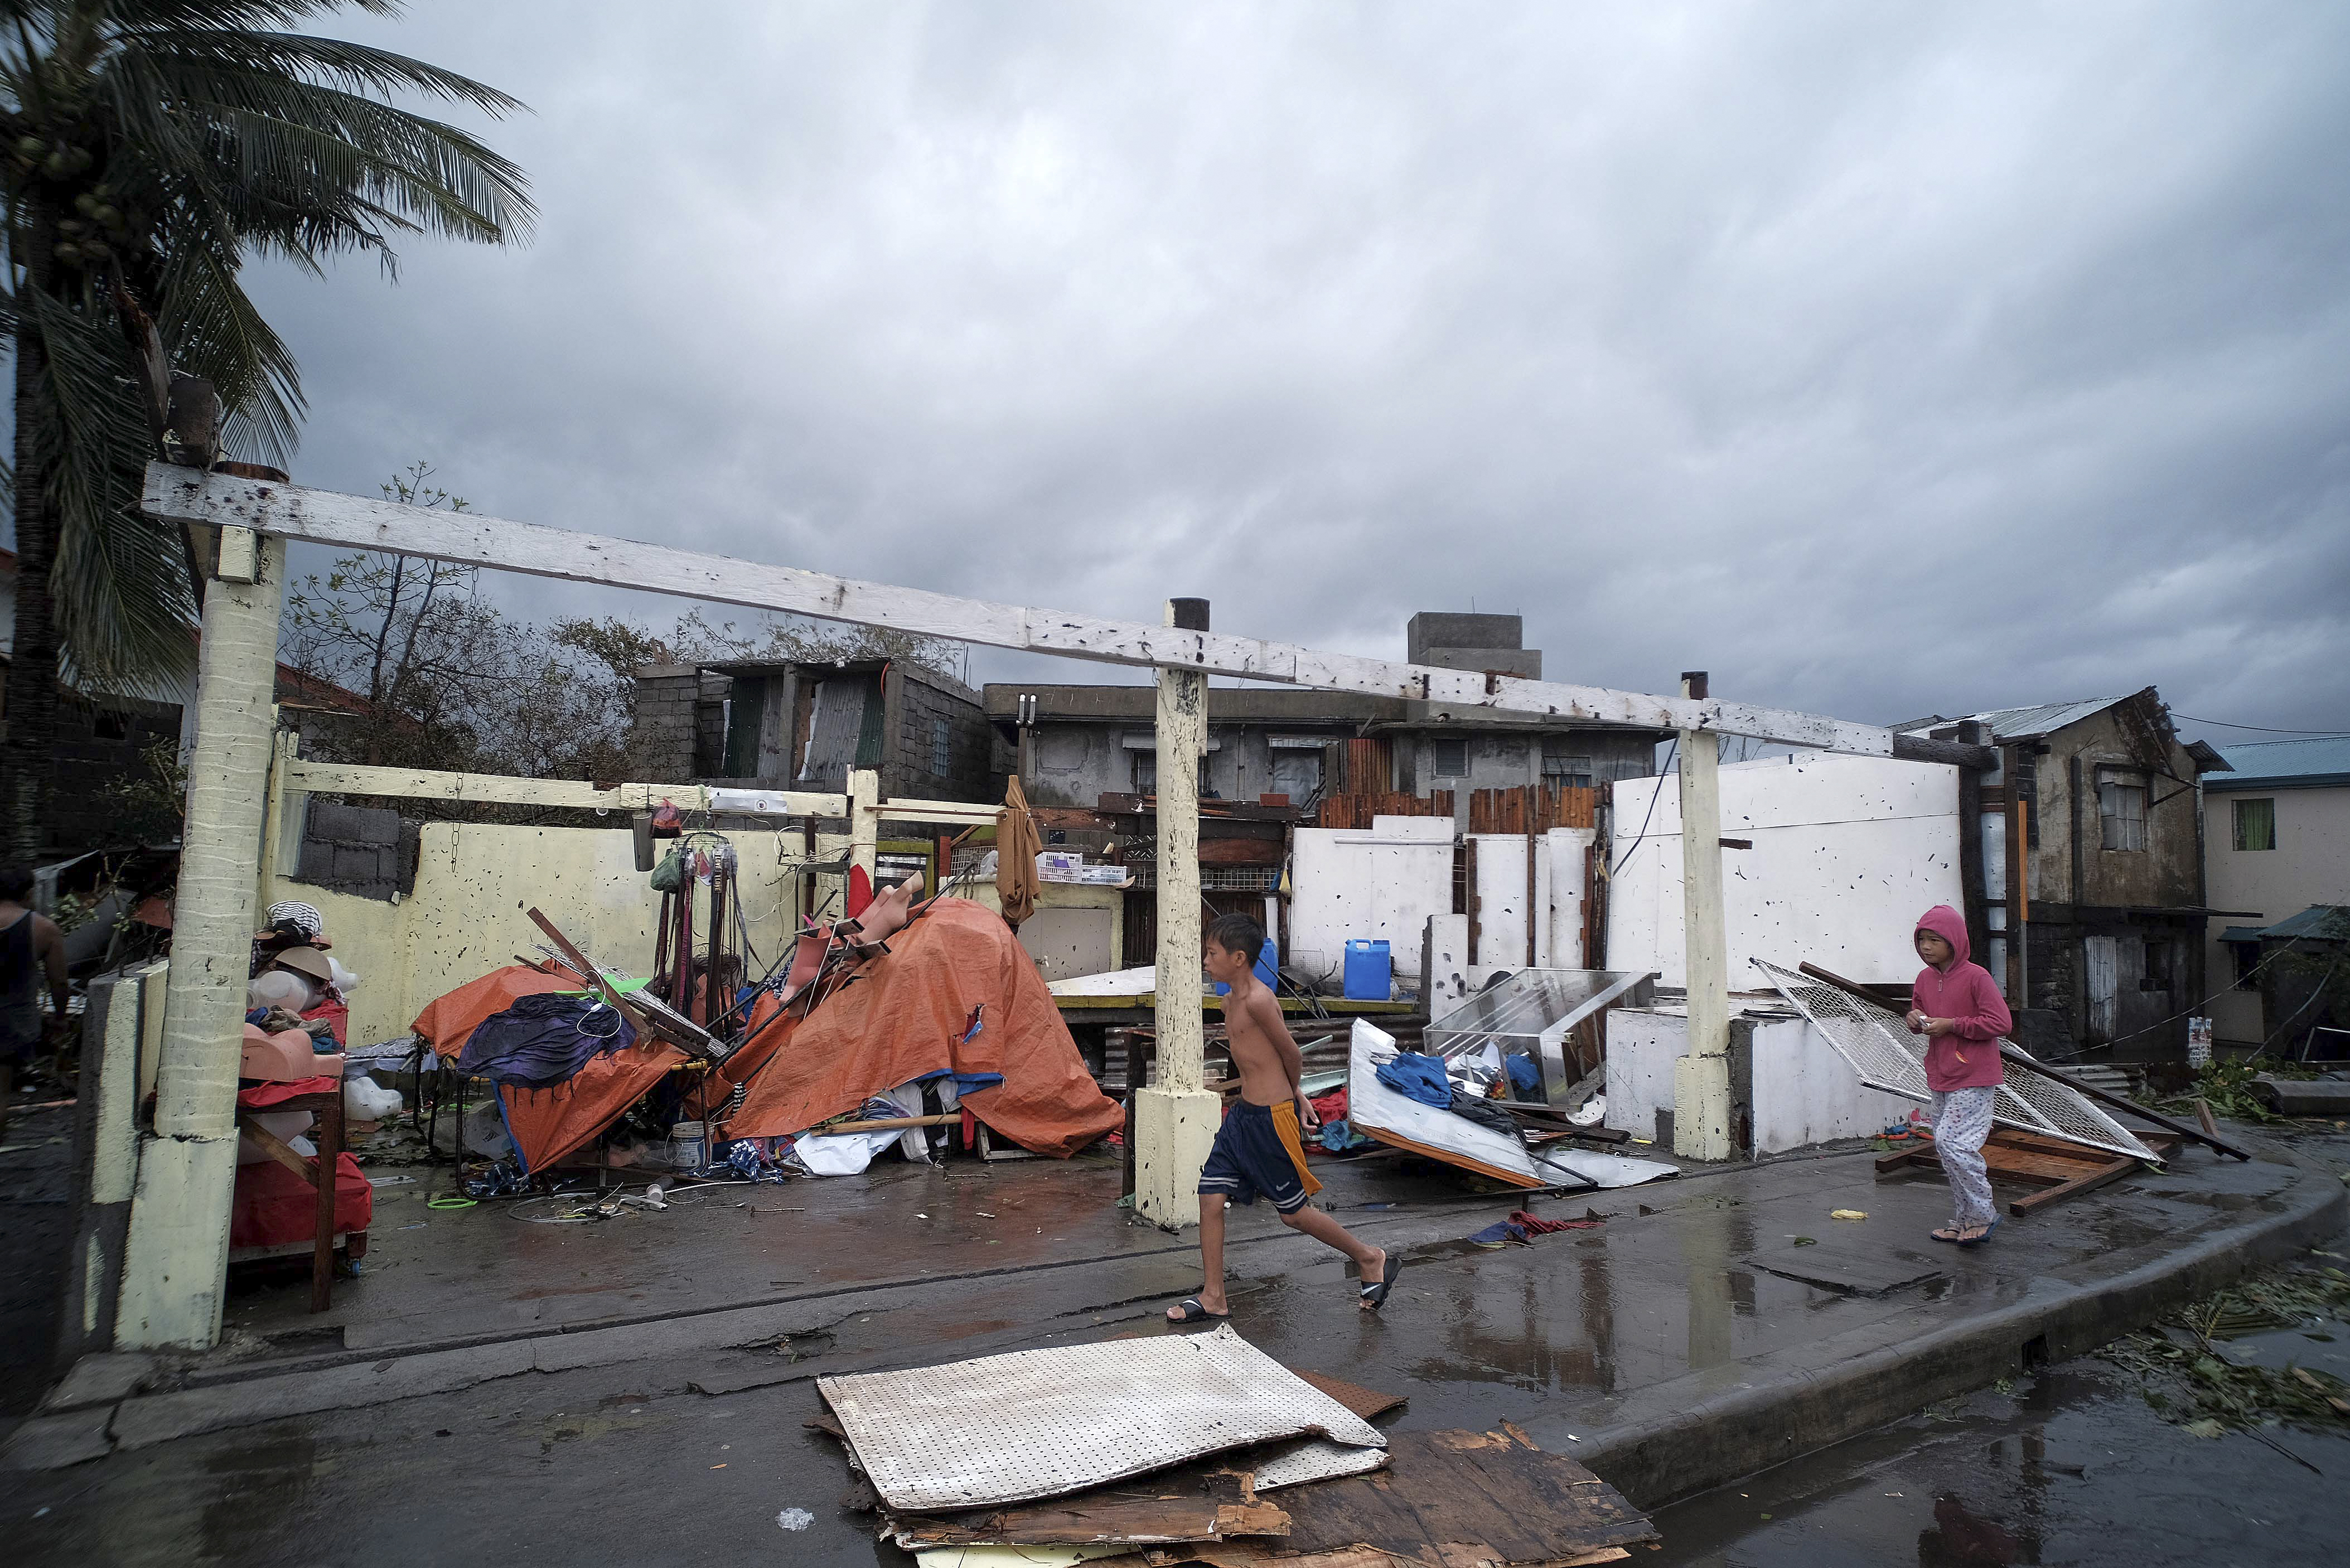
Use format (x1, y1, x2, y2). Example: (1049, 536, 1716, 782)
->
(1900, 690, 2231, 1056)
(2204, 738, 2350, 1051)
(985, 611, 1665, 813)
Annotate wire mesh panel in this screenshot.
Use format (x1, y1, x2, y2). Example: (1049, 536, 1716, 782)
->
(1752, 960, 2155, 1162)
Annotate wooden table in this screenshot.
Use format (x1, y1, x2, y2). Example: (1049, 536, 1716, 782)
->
(234, 1087, 350, 1313)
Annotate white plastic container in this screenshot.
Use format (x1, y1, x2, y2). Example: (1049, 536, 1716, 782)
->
(669, 1120, 708, 1171)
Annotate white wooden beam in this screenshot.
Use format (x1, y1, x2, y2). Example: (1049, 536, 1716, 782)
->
(282, 759, 844, 819)
(144, 463, 1902, 756)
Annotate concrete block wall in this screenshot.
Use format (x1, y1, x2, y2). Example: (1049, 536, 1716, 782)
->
(633, 666, 702, 780)
(295, 800, 416, 902)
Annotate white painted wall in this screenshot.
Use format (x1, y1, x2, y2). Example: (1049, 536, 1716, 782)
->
(1604, 1008, 1685, 1143)
(1607, 1005, 1919, 1154)
(1606, 753, 1962, 988)
(1289, 816, 1454, 995)
(2203, 783, 2350, 1042)
(1466, 827, 1595, 972)
(1746, 1014, 1917, 1152)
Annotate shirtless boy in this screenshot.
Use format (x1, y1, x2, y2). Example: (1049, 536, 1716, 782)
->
(1166, 913, 1395, 1322)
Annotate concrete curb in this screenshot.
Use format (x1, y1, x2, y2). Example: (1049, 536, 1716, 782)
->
(1547, 1140, 2348, 1511)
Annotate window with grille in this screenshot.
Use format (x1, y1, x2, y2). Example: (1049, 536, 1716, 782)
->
(1432, 737, 1467, 777)
(1541, 743, 1592, 788)
(2232, 797, 2276, 852)
(2097, 768, 2147, 851)
(930, 715, 952, 777)
(1133, 750, 1157, 792)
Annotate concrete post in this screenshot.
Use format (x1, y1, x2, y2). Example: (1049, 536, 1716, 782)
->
(1135, 598, 1218, 1227)
(1671, 671, 1734, 1162)
(116, 530, 286, 1349)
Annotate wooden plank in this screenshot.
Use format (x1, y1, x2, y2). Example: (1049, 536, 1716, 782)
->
(1996, 1046, 2254, 1160)
(1274, 1428, 1657, 1562)
(1290, 1367, 1409, 1420)
(1358, 1123, 1544, 1189)
(2009, 1154, 2140, 1217)
(146, 462, 1912, 755)
(235, 1113, 318, 1185)
(312, 1087, 343, 1313)
(882, 1482, 1288, 1548)
(283, 758, 845, 818)
(818, 1114, 960, 1134)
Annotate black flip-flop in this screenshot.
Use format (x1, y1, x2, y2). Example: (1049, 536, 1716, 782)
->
(1358, 1259, 1402, 1311)
(1167, 1298, 1229, 1324)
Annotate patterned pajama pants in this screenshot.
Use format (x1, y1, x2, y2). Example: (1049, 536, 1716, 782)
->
(1930, 1086, 1999, 1228)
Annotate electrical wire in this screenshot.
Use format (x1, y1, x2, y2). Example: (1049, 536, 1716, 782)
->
(1609, 737, 1679, 878)
(2171, 714, 2350, 737)
(2043, 940, 2296, 1062)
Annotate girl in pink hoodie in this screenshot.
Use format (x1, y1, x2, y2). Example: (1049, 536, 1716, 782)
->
(1905, 905, 2013, 1245)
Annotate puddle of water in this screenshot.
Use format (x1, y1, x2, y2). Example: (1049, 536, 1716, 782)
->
(1647, 1356, 2350, 1566)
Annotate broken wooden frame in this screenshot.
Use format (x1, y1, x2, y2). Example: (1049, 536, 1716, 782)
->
(127, 459, 1993, 1348)
(144, 463, 1994, 764)
(1877, 1126, 2182, 1218)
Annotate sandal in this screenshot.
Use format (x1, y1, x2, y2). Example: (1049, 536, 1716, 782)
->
(1930, 1226, 1964, 1243)
(1955, 1219, 2000, 1248)
(1167, 1298, 1229, 1324)
(1358, 1259, 1403, 1311)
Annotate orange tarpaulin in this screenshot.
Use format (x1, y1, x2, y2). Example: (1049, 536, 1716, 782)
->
(729, 898, 1120, 1156)
(499, 1040, 687, 1174)
(412, 965, 578, 1060)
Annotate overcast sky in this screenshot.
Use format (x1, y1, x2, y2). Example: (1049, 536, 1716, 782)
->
(240, 1, 2350, 741)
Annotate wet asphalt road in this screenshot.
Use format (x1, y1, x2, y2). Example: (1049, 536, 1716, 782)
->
(1648, 1340, 2350, 1567)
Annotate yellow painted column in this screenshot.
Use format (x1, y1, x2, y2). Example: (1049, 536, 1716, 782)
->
(117, 530, 286, 1349)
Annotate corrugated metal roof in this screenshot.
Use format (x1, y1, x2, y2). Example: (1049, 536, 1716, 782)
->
(1895, 697, 2129, 742)
(2205, 737, 2350, 790)
(2250, 905, 2350, 941)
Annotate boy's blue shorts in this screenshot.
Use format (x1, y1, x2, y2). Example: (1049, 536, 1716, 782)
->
(1197, 1100, 1324, 1214)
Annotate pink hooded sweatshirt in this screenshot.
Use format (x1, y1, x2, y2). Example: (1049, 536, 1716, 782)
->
(1908, 904, 2013, 1091)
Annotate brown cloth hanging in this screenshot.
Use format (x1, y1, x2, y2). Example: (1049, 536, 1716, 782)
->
(995, 775, 1042, 929)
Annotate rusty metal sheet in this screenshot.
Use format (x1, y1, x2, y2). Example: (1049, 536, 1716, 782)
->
(818, 1325, 1385, 1512)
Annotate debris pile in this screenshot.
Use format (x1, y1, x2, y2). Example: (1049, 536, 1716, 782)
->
(809, 1324, 1659, 1567)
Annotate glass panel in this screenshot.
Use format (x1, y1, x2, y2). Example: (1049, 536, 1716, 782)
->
(2233, 797, 2276, 851)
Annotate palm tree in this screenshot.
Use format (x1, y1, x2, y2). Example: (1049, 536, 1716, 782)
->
(1, 1, 534, 857)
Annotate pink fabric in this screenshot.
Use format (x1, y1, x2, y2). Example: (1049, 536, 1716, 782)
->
(1909, 904, 2013, 1091)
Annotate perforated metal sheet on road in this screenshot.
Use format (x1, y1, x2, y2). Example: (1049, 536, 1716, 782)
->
(1252, 1436, 1392, 1491)
(816, 1324, 1386, 1511)
(1752, 960, 2156, 1162)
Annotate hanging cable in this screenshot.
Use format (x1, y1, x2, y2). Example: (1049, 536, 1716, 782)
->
(1609, 737, 1679, 878)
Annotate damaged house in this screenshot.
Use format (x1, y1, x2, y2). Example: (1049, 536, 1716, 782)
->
(988, 612, 1663, 814)
(635, 656, 995, 801)
(1898, 689, 2231, 1057)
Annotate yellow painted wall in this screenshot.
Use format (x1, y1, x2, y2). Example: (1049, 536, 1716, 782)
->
(272, 822, 849, 1046)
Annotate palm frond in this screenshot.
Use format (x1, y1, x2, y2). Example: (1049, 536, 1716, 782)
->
(158, 239, 305, 462)
(21, 289, 198, 691)
(122, 26, 530, 117)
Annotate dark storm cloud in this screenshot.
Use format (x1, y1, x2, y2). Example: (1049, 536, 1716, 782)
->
(246, 1, 2350, 738)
